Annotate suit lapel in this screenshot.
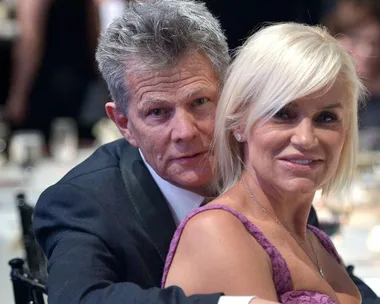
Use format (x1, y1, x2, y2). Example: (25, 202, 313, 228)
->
(308, 206, 320, 227)
(119, 143, 177, 263)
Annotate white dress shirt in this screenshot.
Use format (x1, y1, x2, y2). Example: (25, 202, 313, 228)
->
(139, 150, 256, 304)
(140, 151, 204, 225)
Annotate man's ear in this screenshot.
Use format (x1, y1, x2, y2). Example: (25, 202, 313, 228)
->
(105, 102, 138, 147)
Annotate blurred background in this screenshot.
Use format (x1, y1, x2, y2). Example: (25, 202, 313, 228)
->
(0, 0, 379, 302)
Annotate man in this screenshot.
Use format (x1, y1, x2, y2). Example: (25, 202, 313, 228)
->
(33, 0, 378, 303)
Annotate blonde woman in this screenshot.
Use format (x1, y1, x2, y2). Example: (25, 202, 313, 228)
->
(162, 23, 365, 304)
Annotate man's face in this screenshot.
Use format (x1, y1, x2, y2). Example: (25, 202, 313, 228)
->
(110, 53, 220, 195)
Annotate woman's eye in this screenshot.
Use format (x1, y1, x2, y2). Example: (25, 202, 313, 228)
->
(315, 111, 338, 123)
(273, 107, 291, 119)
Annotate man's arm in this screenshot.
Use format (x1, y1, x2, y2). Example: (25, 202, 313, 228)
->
(33, 183, 222, 304)
(5, 0, 51, 125)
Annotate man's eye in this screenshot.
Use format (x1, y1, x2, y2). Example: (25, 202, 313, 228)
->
(315, 111, 338, 123)
(149, 108, 164, 116)
(194, 97, 208, 106)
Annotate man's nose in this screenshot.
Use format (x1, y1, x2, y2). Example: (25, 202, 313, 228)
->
(171, 110, 198, 142)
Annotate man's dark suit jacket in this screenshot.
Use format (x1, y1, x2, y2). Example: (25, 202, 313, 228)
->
(33, 139, 379, 304)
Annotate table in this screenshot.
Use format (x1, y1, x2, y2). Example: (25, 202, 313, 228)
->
(331, 205, 380, 296)
(332, 226, 380, 295)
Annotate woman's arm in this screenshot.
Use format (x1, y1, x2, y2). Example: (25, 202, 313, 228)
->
(164, 209, 280, 302)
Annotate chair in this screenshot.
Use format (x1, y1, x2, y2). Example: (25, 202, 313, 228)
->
(9, 258, 47, 304)
(8, 193, 48, 303)
(15, 192, 47, 279)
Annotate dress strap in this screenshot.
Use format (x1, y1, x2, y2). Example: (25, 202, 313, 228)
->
(307, 225, 342, 264)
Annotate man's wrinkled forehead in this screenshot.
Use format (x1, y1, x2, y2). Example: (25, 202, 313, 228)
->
(126, 51, 220, 82)
(126, 53, 220, 104)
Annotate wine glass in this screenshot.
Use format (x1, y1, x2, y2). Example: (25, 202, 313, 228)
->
(8, 130, 45, 186)
(49, 117, 78, 163)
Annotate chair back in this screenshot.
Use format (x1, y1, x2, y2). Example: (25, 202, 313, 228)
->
(9, 258, 47, 304)
(16, 193, 47, 279)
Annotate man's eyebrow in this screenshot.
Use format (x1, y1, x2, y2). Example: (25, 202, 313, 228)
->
(138, 87, 210, 109)
(139, 98, 168, 109)
(184, 87, 208, 100)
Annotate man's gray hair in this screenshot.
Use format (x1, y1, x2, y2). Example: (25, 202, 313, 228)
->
(96, 0, 230, 114)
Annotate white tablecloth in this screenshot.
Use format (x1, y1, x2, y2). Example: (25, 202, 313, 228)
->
(332, 227, 380, 296)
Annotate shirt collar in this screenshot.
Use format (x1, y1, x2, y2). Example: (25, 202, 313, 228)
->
(139, 150, 204, 225)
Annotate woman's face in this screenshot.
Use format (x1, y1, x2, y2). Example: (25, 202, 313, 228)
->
(338, 19, 380, 79)
(245, 81, 348, 195)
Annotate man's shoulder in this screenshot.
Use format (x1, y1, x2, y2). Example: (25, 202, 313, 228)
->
(59, 139, 137, 184)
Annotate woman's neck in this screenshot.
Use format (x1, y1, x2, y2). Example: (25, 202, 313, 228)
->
(240, 172, 315, 239)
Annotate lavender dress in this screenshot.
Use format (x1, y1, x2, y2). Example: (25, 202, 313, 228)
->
(162, 204, 341, 304)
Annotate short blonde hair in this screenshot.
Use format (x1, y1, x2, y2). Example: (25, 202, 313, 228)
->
(214, 22, 366, 196)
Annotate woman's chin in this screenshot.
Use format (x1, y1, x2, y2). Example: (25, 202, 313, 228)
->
(279, 179, 320, 195)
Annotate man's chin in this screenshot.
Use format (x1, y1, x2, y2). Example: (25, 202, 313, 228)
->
(169, 172, 213, 191)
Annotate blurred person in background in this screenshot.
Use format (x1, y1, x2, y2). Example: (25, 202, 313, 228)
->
(76, 0, 126, 132)
(324, 0, 380, 149)
(4, 0, 101, 141)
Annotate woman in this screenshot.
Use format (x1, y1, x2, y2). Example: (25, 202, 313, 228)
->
(162, 23, 365, 303)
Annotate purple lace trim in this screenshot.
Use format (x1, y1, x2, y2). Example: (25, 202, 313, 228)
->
(307, 225, 341, 264)
(281, 290, 338, 303)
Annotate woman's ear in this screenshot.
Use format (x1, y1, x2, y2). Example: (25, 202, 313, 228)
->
(232, 125, 246, 142)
